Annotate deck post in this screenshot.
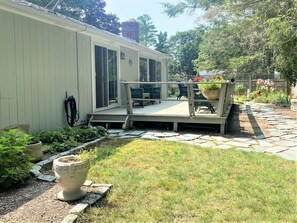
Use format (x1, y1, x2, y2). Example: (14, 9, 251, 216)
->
(125, 82, 133, 115)
(223, 83, 235, 112)
(173, 122, 178, 131)
(187, 80, 195, 116)
(217, 83, 227, 117)
(220, 123, 225, 134)
(122, 116, 130, 130)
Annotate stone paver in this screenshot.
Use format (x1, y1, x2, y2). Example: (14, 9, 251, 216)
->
(265, 146, 288, 154)
(100, 102, 296, 162)
(69, 203, 89, 214)
(61, 214, 78, 223)
(227, 141, 251, 147)
(37, 175, 56, 182)
(120, 135, 139, 139)
(277, 150, 297, 161)
(274, 140, 296, 147)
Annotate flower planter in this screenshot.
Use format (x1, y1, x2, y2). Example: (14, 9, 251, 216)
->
(202, 89, 220, 100)
(53, 155, 90, 201)
(26, 141, 43, 162)
(291, 99, 297, 111)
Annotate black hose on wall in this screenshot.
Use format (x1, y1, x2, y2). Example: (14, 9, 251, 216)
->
(64, 95, 79, 127)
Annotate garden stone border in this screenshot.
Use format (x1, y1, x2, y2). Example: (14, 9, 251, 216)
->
(62, 182, 112, 223)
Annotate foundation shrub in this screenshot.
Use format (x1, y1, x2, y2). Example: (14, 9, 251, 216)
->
(0, 129, 32, 188)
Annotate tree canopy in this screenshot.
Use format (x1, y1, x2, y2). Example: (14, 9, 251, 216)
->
(27, 0, 121, 34)
(137, 14, 158, 47)
(163, 0, 297, 83)
(168, 29, 204, 80)
(155, 31, 169, 53)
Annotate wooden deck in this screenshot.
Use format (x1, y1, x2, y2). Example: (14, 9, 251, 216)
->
(88, 81, 234, 134)
(89, 100, 232, 134)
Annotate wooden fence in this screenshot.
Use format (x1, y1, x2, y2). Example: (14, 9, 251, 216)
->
(235, 79, 287, 93)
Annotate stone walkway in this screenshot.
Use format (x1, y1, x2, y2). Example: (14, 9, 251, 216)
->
(108, 102, 297, 161)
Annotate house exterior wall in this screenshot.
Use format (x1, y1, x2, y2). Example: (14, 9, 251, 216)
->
(119, 46, 139, 106)
(0, 1, 169, 131)
(0, 9, 92, 132)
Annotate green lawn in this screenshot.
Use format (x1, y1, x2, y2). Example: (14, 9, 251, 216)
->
(78, 138, 297, 222)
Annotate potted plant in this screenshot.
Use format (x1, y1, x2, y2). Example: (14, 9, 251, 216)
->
(194, 75, 225, 100)
(26, 135, 43, 162)
(52, 155, 90, 201)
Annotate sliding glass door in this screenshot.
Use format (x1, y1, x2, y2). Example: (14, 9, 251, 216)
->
(94, 45, 118, 109)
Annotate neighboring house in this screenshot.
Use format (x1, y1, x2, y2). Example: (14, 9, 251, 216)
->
(0, 0, 169, 131)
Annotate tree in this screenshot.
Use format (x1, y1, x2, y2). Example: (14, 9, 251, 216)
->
(168, 29, 204, 80)
(155, 31, 169, 53)
(84, 0, 120, 34)
(161, 0, 224, 17)
(27, 0, 121, 34)
(162, 0, 297, 83)
(137, 14, 158, 47)
(265, 5, 297, 84)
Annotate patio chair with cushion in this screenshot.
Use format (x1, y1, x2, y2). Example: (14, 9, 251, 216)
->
(131, 88, 144, 108)
(177, 83, 188, 99)
(141, 84, 161, 103)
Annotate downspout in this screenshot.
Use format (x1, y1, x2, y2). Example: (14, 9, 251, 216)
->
(75, 26, 87, 123)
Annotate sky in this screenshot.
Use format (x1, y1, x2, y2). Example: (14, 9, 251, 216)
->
(104, 0, 200, 37)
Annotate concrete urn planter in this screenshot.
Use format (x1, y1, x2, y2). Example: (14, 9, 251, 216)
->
(53, 155, 90, 201)
(202, 89, 220, 100)
(26, 141, 43, 162)
(291, 99, 297, 111)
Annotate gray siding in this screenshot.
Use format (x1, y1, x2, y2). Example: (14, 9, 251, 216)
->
(0, 9, 92, 131)
(120, 46, 139, 106)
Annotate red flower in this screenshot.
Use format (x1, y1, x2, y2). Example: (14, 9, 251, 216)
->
(194, 76, 203, 82)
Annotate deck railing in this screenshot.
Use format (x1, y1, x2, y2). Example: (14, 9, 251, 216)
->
(121, 81, 235, 117)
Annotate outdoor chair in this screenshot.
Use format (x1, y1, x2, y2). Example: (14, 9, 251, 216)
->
(131, 88, 144, 108)
(177, 83, 188, 99)
(141, 84, 161, 104)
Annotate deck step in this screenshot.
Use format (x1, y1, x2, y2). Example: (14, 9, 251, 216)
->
(90, 120, 125, 123)
(88, 114, 128, 130)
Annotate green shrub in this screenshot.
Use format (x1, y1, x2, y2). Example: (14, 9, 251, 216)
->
(75, 126, 106, 142)
(234, 95, 250, 104)
(234, 84, 245, 95)
(168, 84, 178, 96)
(249, 90, 260, 100)
(50, 140, 79, 153)
(0, 130, 32, 189)
(267, 91, 289, 106)
(253, 95, 269, 103)
(35, 130, 68, 143)
(36, 126, 108, 153)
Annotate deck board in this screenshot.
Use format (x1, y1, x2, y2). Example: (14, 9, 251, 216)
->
(91, 101, 215, 117)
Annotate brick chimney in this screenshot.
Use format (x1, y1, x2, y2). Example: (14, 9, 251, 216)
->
(121, 19, 139, 43)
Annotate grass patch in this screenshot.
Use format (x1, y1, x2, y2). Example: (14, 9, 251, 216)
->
(78, 138, 297, 222)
